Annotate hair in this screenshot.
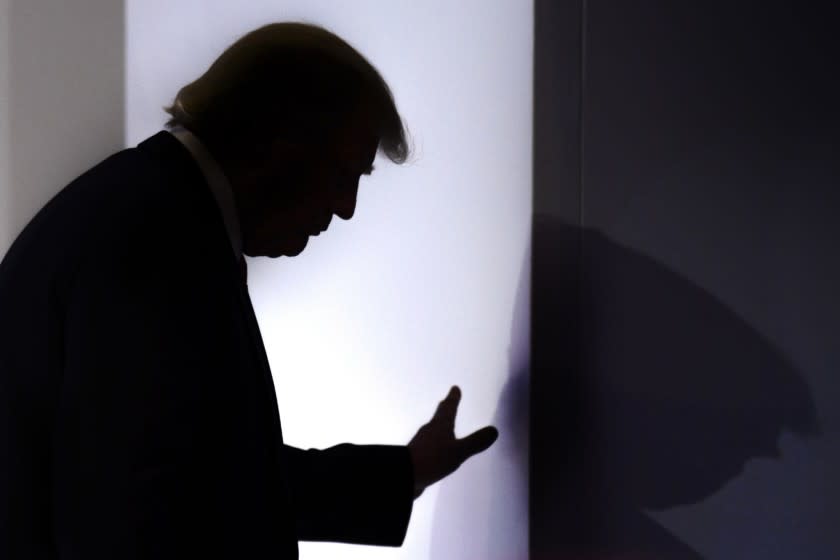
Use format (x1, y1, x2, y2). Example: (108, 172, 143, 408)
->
(162, 22, 411, 165)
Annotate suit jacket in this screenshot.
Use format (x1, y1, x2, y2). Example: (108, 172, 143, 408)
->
(0, 131, 414, 559)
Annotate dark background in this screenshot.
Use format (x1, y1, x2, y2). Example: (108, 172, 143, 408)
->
(533, 1, 838, 558)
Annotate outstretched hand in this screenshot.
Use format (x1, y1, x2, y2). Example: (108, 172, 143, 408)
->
(407, 386, 499, 499)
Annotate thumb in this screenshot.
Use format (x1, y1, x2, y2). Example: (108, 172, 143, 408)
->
(457, 426, 499, 463)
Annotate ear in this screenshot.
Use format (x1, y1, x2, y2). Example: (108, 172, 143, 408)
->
(238, 136, 299, 174)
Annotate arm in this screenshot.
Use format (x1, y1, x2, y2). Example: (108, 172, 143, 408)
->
(283, 443, 415, 546)
(281, 386, 499, 546)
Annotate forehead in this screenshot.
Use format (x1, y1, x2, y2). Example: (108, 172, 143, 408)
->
(333, 117, 379, 167)
(336, 130, 379, 166)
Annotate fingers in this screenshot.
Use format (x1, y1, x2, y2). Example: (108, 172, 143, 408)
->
(433, 385, 461, 426)
(457, 426, 499, 463)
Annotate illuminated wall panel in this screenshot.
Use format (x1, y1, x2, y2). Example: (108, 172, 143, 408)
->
(127, 2, 532, 558)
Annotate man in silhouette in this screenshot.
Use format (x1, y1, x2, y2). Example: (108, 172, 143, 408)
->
(0, 22, 497, 559)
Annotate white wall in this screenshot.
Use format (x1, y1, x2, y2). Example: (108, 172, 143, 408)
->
(127, 2, 532, 559)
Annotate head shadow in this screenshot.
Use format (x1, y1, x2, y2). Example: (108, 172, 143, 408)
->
(532, 215, 820, 558)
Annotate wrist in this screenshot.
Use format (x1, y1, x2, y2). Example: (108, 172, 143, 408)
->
(408, 443, 426, 499)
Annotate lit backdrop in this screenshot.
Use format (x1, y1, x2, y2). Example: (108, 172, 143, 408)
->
(127, 2, 532, 558)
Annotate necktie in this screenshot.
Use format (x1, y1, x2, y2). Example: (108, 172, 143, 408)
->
(238, 256, 248, 285)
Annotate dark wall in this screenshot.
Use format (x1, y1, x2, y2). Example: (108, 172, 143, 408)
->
(533, 1, 838, 558)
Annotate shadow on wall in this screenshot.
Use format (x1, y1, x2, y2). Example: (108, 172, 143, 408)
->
(532, 215, 820, 559)
(428, 214, 820, 559)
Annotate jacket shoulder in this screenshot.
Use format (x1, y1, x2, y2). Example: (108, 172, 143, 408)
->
(1, 145, 190, 279)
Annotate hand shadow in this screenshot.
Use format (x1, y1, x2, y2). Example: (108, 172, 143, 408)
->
(428, 215, 820, 559)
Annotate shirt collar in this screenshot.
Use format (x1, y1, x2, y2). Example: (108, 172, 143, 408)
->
(167, 125, 243, 262)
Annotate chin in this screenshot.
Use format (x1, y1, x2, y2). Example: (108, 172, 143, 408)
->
(245, 234, 309, 258)
(274, 237, 309, 258)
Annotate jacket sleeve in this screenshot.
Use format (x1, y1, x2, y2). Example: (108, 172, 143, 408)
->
(282, 442, 415, 546)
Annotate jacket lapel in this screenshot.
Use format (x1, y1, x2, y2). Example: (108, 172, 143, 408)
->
(137, 130, 285, 447)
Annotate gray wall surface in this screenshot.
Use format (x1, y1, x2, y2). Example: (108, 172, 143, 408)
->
(533, 1, 838, 558)
(0, 0, 123, 257)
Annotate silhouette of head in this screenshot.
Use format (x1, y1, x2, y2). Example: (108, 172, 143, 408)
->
(163, 22, 411, 257)
(579, 230, 821, 509)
